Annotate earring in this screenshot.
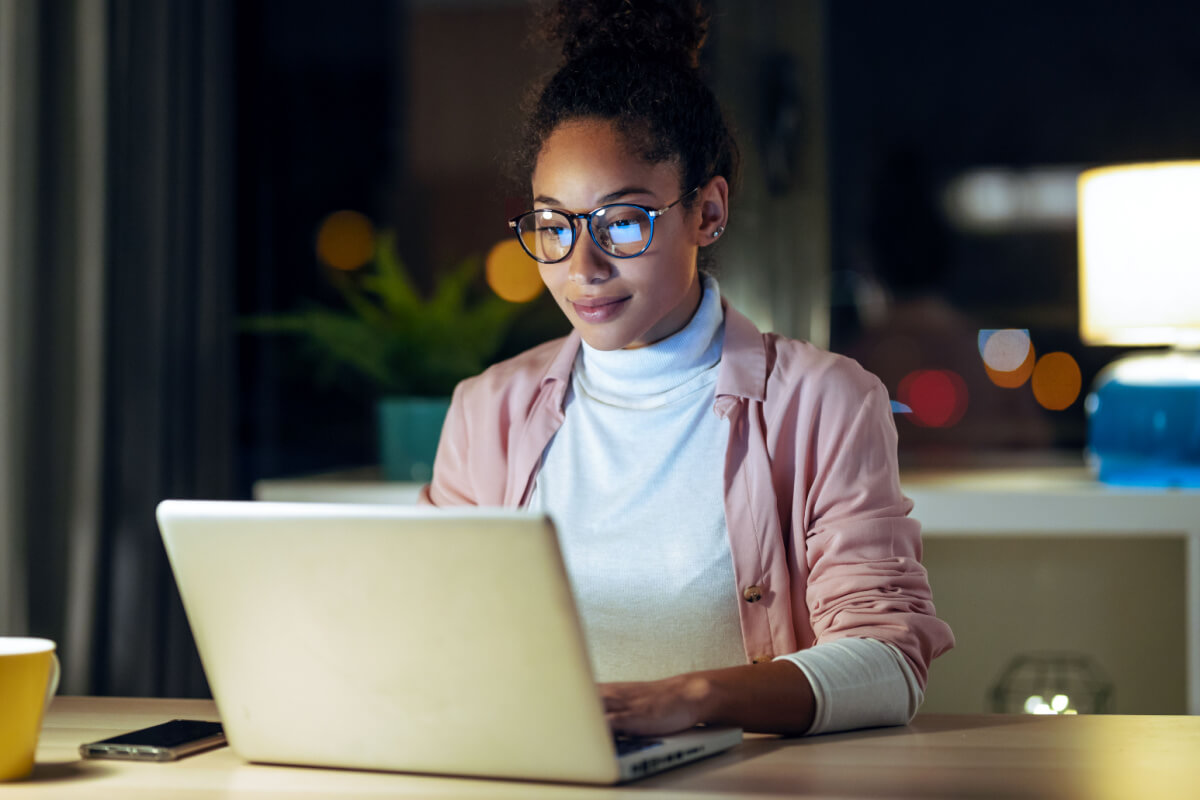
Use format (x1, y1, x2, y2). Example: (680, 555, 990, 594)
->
(711, 226, 725, 238)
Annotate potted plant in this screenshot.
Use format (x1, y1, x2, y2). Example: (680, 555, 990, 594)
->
(244, 220, 530, 481)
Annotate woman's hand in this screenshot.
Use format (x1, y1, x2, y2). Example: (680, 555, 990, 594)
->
(599, 674, 714, 737)
(600, 661, 817, 737)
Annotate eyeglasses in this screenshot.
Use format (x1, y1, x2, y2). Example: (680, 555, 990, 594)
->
(508, 186, 700, 264)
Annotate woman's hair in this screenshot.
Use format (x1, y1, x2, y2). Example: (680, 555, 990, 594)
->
(516, 0, 740, 204)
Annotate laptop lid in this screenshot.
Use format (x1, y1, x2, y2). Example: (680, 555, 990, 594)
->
(157, 500, 739, 784)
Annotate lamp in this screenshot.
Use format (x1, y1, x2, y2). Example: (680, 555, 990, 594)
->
(1078, 161, 1200, 487)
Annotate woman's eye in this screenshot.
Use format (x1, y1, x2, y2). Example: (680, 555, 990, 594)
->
(538, 226, 573, 248)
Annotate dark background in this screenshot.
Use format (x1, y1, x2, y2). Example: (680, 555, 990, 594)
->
(234, 0, 1200, 489)
(825, 0, 1200, 455)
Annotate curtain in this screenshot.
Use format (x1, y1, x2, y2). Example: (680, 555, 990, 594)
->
(0, 0, 236, 697)
(0, 0, 40, 640)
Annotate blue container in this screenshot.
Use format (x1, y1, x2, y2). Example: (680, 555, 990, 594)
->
(1085, 352, 1200, 487)
(377, 396, 451, 483)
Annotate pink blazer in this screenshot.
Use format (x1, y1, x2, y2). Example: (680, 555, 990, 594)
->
(421, 298, 955, 687)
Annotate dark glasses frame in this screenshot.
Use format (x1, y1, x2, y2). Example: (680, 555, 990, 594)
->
(508, 185, 700, 264)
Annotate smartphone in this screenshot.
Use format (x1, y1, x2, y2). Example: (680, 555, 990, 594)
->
(79, 719, 226, 762)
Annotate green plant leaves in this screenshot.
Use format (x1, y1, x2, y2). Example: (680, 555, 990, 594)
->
(241, 232, 525, 397)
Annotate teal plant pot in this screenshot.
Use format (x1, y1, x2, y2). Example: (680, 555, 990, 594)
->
(377, 396, 451, 482)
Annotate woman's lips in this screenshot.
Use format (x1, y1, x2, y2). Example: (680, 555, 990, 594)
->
(571, 296, 629, 323)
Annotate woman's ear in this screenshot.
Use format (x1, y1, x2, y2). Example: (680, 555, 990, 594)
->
(694, 175, 730, 247)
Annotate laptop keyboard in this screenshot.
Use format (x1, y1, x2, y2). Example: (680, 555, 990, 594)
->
(614, 735, 664, 756)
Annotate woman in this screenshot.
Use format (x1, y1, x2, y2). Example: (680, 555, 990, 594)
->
(421, 0, 954, 737)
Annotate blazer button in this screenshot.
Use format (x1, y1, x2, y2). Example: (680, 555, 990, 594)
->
(742, 585, 763, 603)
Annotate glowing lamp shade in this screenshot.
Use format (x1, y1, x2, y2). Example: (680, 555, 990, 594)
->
(1079, 162, 1200, 347)
(1078, 162, 1200, 486)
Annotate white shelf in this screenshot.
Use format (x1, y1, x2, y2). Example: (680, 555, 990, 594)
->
(903, 465, 1199, 715)
(253, 467, 423, 505)
(904, 466, 1200, 535)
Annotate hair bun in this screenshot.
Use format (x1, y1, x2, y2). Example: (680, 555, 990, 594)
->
(546, 0, 710, 70)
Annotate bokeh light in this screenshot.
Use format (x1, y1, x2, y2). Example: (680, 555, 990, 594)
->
(980, 329, 1032, 371)
(1022, 693, 1078, 715)
(315, 210, 376, 271)
(486, 238, 544, 303)
(979, 329, 1036, 388)
(898, 369, 969, 428)
(1032, 352, 1082, 410)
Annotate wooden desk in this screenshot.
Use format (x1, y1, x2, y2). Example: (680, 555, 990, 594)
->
(18, 697, 1200, 798)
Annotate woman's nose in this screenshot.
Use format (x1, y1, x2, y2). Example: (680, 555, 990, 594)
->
(566, 225, 612, 284)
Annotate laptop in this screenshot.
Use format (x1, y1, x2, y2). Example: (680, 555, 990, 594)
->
(157, 500, 742, 784)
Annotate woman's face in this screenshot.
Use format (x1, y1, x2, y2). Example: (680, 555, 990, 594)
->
(530, 119, 726, 350)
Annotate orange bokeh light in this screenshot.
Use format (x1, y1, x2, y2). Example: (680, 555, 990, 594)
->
(486, 239, 544, 303)
(898, 369, 969, 428)
(315, 210, 376, 271)
(1031, 352, 1082, 410)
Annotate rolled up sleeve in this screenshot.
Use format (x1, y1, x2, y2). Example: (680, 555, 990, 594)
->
(802, 376, 954, 689)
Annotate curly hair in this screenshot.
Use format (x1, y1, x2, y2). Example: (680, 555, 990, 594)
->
(515, 0, 740, 205)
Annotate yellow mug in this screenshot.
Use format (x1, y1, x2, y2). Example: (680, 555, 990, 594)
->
(0, 637, 60, 781)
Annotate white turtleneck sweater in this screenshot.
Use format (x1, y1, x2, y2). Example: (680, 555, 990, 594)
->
(528, 275, 922, 735)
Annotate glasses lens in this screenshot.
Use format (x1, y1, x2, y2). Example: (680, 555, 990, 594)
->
(593, 205, 651, 256)
(517, 210, 573, 263)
